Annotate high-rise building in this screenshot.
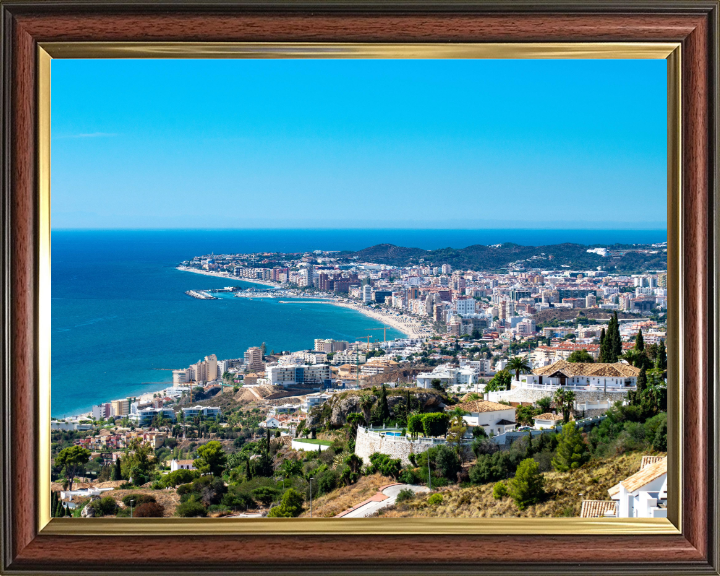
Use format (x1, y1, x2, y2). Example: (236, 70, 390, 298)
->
(441, 264, 452, 274)
(204, 354, 218, 381)
(585, 294, 597, 308)
(245, 346, 265, 373)
(362, 285, 373, 303)
(111, 399, 129, 417)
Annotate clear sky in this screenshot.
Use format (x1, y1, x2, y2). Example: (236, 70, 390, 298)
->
(51, 58, 667, 230)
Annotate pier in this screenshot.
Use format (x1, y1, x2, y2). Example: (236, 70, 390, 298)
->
(185, 290, 218, 300)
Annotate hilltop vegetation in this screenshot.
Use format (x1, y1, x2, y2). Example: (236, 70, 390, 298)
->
(340, 242, 666, 273)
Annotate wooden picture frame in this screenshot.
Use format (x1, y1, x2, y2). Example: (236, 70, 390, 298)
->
(1, 1, 717, 573)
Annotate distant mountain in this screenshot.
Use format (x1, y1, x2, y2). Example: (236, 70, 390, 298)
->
(341, 242, 666, 273)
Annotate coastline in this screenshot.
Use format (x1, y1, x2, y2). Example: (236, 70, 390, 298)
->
(54, 266, 426, 419)
(176, 265, 429, 338)
(324, 301, 427, 339)
(176, 266, 277, 288)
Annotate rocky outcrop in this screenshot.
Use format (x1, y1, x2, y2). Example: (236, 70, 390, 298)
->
(312, 389, 446, 428)
(81, 503, 95, 518)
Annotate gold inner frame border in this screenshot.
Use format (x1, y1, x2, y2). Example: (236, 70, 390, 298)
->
(36, 41, 682, 536)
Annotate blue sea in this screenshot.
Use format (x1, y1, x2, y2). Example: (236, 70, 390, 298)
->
(51, 228, 666, 417)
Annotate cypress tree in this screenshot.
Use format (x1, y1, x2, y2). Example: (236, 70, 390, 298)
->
(636, 366, 647, 394)
(635, 328, 645, 352)
(599, 328, 611, 363)
(656, 340, 667, 372)
(525, 431, 534, 458)
(378, 384, 390, 423)
(112, 456, 121, 481)
(610, 312, 622, 361)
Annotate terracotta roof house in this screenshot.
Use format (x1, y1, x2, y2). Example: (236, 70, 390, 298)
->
(448, 400, 517, 436)
(608, 457, 667, 518)
(514, 360, 640, 392)
(532, 412, 568, 429)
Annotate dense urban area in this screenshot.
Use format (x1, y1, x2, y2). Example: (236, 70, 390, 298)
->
(51, 241, 668, 520)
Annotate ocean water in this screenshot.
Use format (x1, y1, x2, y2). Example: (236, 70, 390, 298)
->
(51, 229, 666, 417)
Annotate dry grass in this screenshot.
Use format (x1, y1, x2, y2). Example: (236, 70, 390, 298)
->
(380, 452, 661, 518)
(298, 473, 394, 518)
(106, 488, 181, 517)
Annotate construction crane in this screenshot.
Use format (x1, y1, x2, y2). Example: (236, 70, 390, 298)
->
(353, 335, 372, 388)
(365, 325, 390, 342)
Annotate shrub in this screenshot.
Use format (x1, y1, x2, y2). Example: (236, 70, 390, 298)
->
(267, 488, 304, 518)
(222, 489, 255, 511)
(89, 496, 118, 517)
(122, 493, 156, 507)
(395, 488, 415, 504)
(493, 482, 508, 499)
(316, 469, 338, 496)
(368, 453, 402, 479)
(427, 493, 443, 506)
(471, 438, 499, 458)
(176, 499, 207, 517)
(508, 458, 545, 510)
(158, 469, 200, 488)
(398, 468, 419, 485)
(252, 486, 280, 506)
(432, 445, 461, 480)
(469, 452, 511, 485)
(652, 420, 668, 451)
(421, 413, 450, 437)
(407, 414, 424, 438)
(134, 502, 165, 517)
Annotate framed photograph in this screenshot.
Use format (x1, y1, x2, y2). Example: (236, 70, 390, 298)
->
(1, 1, 717, 574)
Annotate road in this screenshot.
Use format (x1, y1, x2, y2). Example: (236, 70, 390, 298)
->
(339, 484, 430, 518)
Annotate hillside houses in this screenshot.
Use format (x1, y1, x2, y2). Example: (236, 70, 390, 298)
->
(515, 360, 640, 392)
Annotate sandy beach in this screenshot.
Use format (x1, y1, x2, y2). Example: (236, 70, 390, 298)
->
(328, 301, 431, 339)
(176, 266, 277, 288)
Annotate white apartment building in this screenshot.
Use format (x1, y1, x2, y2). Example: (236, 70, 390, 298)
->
(416, 364, 481, 391)
(180, 405, 221, 419)
(244, 347, 265, 373)
(301, 392, 332, 413)
(454, 297, 476, 316)
(266, 364, 332, 387)
(362, 285, 373, 303)
(314, 339, 349, 353)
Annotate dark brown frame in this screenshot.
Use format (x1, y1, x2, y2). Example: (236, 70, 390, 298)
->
(1, 1, 718, 574)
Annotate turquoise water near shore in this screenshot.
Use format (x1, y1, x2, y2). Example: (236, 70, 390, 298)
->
(51, 229, 666, 417)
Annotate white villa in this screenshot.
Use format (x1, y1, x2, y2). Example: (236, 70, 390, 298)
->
(170, 459, 196, 472)
(514, 360, 640, 392)
(533, 412, 566, 429)
(417, 364, 482, 392)
(450, 400, 517, 436)
(581, 456, 667, 519)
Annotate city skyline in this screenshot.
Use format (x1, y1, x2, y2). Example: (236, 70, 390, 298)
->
(52, 58, 666, 230)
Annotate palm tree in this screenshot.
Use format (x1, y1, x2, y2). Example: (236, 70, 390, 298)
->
(507, 355, 532, 383)
(553, 388, 576, 424)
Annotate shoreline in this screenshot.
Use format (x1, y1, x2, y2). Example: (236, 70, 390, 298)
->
(56, 266, 426, 419)
(176, 266, 277, 288)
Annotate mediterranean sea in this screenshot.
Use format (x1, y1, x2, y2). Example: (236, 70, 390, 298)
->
(51, 228, 666, 417)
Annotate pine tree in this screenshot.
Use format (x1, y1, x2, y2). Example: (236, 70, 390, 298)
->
(635, 328, 645, 352)
(551, 423, 590, 472)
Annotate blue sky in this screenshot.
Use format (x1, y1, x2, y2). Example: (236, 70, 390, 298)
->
(51, 58, 667, 229)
